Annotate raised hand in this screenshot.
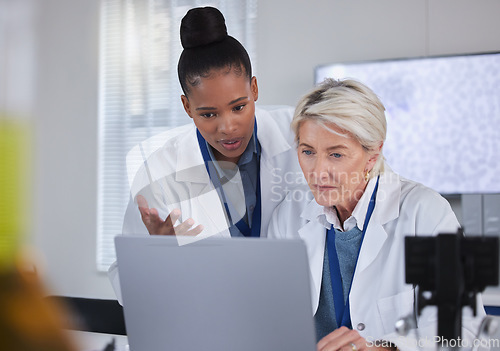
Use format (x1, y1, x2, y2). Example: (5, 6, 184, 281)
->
(136, 195, 204, 236)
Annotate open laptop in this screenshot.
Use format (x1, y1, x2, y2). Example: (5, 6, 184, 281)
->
(115, 235, 317, 351)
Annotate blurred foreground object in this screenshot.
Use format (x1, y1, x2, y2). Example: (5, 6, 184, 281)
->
(406, 232, 499, 345)
(0, 117, 30, 269)
(1, 1, 76, 349)
(0, 263, 77, 351)
(1, 0, 35, 270)
(0, 107, 76, 351)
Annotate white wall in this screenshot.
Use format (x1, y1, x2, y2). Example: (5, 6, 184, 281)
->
(32, 0, 105, 298)
(30, 0, 500, 299)
(255, 0, 500, 106)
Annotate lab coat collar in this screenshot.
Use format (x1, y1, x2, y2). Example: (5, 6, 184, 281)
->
(322, 177, 379, 232)
(299, 198, 328, 227)
(297, 198, 327, 308)
(175, 125, 211, 184)
(298, 166, 403, 313)
(355, 167, 401, 273)
(298, 166, 402, 274)
(255, 108, 293, 160)
(298, 172, 392, 230)
(173, 125, 230, 238)
(372, 166, 401, 225)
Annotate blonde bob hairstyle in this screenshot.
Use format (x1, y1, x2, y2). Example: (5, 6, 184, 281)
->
(291, 78, 387, 179)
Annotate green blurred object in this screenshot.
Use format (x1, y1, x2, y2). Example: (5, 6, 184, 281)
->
(0, 116, 31, 270)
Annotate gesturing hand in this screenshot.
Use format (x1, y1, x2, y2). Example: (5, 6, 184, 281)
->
(136, 195, 204, 236)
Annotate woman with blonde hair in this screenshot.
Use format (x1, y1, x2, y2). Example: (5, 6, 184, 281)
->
(268, 78, 484, 351)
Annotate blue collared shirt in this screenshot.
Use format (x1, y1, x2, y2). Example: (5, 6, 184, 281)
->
(207, 132, 259, 237)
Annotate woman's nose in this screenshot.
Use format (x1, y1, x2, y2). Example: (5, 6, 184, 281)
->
(218, 113, 237, 134)
(312, 157, 330, 182)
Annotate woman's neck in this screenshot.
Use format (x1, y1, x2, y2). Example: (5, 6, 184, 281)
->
(334, 181, 370, 226)
(211, 145, 241, 165)
(334, 204, 355, 227)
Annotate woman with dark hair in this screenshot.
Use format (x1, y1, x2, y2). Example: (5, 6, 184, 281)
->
(109, 7, 305, 301)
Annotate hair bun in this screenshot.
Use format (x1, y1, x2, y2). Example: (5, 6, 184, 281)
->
(180, 7, 228, 49)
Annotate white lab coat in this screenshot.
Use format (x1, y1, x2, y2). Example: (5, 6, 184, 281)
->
(268, 167, 485, 350)
(109, 106, 307, 302)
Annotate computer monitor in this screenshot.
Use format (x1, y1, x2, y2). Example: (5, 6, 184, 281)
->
(315, 52, 500, 195)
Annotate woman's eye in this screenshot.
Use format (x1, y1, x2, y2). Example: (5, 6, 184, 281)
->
(233, 104, 245, 112)
(330, 153, 342, 158)
(302, 150, 313, 156)
(201, 113, 216, 118)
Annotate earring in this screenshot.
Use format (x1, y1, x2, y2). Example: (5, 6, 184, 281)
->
(364, 170, 370, 182)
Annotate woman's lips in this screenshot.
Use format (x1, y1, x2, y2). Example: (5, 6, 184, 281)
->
(313, 184, 337, 191)
(219, 138, 243, 151)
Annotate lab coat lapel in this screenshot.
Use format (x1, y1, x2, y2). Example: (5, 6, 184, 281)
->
(298, 200, 327, 313)
(255, 109, 293, 163)
(174, 126, 210, 185)
(255, 109, 295, 236)
(355, 169, 401, 273)
(174, 126, 230, 238)
(355, 221, 388, 273)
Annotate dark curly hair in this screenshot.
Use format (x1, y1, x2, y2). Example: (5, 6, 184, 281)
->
(177, 7, 252, 95)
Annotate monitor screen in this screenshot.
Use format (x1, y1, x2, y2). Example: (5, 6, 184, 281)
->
(315, 52, 500, 194)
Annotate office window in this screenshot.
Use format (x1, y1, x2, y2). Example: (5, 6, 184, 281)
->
(97, 0, 257, 271)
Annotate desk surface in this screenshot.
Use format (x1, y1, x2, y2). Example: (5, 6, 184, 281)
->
(67, 330, 128, 351)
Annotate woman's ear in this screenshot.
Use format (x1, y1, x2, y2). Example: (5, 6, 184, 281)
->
(366, 142, 384, 171)
(251, 76, 259, 102)
(181, 95, 193, 118)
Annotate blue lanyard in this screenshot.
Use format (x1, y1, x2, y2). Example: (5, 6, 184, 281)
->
(326, 176, 379, 328)
(196, 120, 262, 237)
